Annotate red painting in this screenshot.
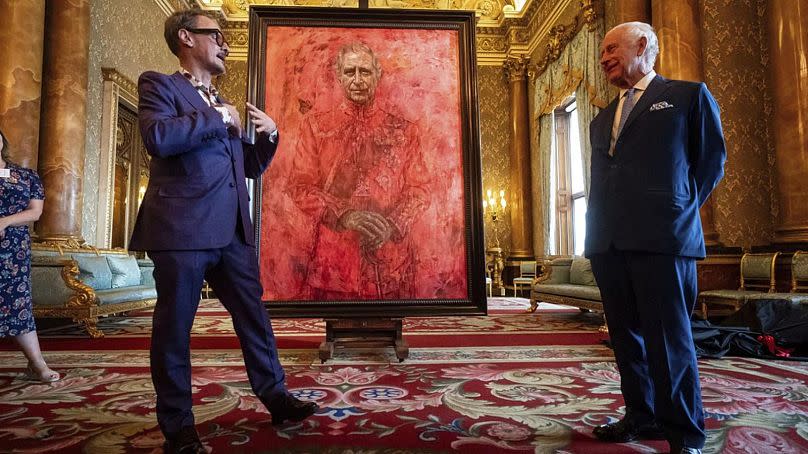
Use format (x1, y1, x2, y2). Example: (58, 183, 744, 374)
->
(258, 25, 468, 302)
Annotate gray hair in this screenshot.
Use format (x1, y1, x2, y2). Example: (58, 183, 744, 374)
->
(334, 42, 382, 78)
(615, 21, 659, 72)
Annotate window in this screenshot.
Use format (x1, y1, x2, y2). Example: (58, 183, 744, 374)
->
(550, 95, 587, 256)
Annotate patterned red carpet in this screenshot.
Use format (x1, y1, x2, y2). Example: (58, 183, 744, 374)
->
(1, 298, 807, 453)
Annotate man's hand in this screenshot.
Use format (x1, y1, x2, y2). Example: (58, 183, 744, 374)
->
(222, 103, 242, 137)
(339, 210, 393, 251)
(246, 102, 278, 135)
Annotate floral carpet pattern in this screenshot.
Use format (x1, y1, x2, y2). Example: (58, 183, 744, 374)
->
(0, 298, 806, 453)
(34, 299, 600, 339)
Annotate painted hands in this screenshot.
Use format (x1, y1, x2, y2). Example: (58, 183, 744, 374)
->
(339, 210, 394, 251)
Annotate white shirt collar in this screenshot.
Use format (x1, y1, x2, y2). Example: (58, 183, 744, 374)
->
(619, 70, 656, 98)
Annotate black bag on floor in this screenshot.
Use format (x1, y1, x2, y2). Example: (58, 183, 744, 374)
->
(718, 298, 808, 356)
(691, 319, 766, 359)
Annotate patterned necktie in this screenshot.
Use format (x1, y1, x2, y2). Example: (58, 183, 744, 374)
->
(181, 69, 219, 105)
(616, 87, 636, 137)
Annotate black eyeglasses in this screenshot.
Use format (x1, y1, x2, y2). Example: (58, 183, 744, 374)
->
(185, 28, 227, 47)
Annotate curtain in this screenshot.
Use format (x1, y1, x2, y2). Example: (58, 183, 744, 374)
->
(531, 19, 611, 256)
(532, 114, 554, 256)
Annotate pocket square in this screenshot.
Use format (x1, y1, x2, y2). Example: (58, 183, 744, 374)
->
(650, 101, 674, 111)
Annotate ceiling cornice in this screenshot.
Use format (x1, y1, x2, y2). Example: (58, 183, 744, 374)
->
(188, 0, 599, 66)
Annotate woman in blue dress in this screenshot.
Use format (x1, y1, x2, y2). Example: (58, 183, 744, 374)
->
(0, 129, 59, 382)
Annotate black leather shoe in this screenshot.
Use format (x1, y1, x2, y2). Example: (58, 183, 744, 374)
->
(593, 418, 666, 443)
(163, 426, 206, 454)
(268, 394, 319, 425)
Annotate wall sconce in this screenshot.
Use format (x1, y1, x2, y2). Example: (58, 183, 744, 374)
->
(482, 189, 507, 248)
(483, 189, 507, 295)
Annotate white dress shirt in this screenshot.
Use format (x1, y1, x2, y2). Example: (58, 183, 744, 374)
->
(610, 70, 657, 153)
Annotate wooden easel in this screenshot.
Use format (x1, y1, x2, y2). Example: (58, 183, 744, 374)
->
(319, 318, 409, 363)
(315, 0, 410, 364)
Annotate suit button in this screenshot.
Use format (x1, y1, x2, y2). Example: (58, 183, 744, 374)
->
(229, 182, 235, 187)
(609, 164, 617, 169)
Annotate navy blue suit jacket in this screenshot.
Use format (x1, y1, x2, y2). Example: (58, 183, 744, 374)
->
(129, 71, 277, 251)
(584, 75, 726, 259)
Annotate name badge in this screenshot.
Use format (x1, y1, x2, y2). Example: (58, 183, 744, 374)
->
(0, 168, 10, 178)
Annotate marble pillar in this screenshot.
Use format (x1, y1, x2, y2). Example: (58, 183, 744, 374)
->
(652, 0, 721, 247)
(503, 56, 534, 260)
(768, 0, 808, 243)
(37, 0, 90, 245)
(605, 0, 651, 31)
(0, 0, 45, 169)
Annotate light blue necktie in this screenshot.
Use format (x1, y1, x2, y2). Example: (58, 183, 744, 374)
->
(610, 88, 637, 156)
(616, 87, 637, 138)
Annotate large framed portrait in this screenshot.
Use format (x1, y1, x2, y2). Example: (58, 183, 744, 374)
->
(247, 7, 485, 317)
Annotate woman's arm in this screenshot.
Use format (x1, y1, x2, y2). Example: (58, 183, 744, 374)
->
(0, 199, 43, 238)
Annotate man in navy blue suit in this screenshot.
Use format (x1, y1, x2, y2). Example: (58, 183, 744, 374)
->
(585, 22, 726, 454)
(130, 9, 318, 453)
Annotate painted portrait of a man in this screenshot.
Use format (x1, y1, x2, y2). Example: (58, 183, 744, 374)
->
(259, 26, 468, 302)
(290, 43, 429, 299)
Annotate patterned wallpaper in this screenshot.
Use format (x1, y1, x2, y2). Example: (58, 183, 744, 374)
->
(216, 60, 248, 123)
(701, 0, 775, 248)
(82, 0, 178, 243)
(477, 66, 513, 256)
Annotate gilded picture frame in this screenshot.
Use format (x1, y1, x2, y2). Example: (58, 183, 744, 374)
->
(247, 7, 485, 317)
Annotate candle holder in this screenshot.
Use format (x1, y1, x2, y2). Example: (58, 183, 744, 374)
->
(483, 189, 507, 248)
(483, 189, 507, 294)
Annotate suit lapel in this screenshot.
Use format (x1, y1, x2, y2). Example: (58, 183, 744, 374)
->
(619, 75, 671, 138)
(169, 71, 236, 157)
(169, 71, 210, 112)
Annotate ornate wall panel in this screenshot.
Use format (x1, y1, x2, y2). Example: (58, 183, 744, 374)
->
(701, 0, 775, 248)
(213, 0, 565, 64)
(83, 0, 178, 244)
(95, 68, 140, 248)
(217, 59, 249, 121)
(211, 0, 518, 25)
(477, 66, 513, 255)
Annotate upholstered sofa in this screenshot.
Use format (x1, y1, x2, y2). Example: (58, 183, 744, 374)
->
(31, 245, 157, 338)
(529, 256, 604, 323)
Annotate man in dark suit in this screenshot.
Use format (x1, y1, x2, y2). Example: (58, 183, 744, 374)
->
(130, 9, 318, 453)
(585, 22, 726, 454)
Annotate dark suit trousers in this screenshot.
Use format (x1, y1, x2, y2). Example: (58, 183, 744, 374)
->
(590, 248, 705, 448)
(149, 231, 286, 436)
